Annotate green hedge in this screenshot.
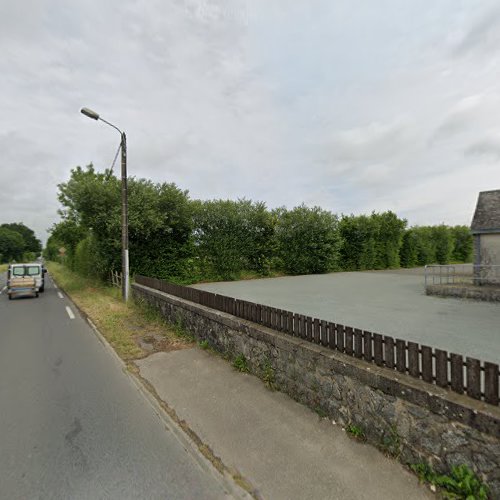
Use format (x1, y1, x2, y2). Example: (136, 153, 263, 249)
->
(48, 164, 473, 283)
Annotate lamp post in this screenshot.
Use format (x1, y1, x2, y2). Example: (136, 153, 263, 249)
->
(80, 107, 129, 302)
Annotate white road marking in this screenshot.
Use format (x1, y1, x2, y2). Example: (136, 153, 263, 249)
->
(65, 306, 75, 319)
(57, 292, 63, 299)
(53, 283, 58, 289)
(0, 286, 6, 295)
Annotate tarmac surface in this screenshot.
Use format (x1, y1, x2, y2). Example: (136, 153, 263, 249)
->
(194, 268, 500, 364)
(0, 272, 232, 499)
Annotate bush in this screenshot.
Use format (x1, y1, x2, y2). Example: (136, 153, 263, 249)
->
(400, 225, 470, 267)
(451, 226, 473, 262)
(399, 229, 418, 268)
(414, 226, 437, 265)
(73, 235, 103, 278)
(411, 463, 488, 499)
(339, 212, 406, 271)
(192, 199, 275, 280)
(431, 225, 454, 265)
(275, 205, 342, 275)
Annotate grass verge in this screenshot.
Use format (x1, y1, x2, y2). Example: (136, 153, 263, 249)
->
(47, 262, 193, 360)
(0, 264, 8, 273)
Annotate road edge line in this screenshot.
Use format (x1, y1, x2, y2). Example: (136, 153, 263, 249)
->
(50, 273, 253, 500)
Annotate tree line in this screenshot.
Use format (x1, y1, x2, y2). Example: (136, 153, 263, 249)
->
(0, 223, 42, 263)
(46, 165, 472, 283)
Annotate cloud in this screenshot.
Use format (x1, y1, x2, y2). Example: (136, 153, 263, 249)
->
(430, 94, 484, 143)
(323, 120, 414, 164)
(2, 0, 500, 245)
(452, 6, 500, 58)
(464, 138, 500, 160)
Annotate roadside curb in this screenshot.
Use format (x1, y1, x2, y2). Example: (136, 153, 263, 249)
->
(49, 273, 252, 500)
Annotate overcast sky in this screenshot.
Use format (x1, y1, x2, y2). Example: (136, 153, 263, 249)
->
(1, 0, 500, 243)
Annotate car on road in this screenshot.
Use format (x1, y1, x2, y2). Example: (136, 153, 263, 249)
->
(7, 263, 46, 297)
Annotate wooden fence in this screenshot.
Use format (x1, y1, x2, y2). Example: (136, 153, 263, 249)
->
(110, 270, 123, 289)
(135, 275, 500, 406)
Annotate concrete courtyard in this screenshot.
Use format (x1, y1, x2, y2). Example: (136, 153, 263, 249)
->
(194, 268, 500, 364)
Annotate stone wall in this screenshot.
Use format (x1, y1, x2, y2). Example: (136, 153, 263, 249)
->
(133, 283, 500, 497)
(479, 234, 500, 267)
(426, 284, 500, 302)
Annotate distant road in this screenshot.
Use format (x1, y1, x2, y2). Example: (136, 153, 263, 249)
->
(0, 272, 229, 499)
(0, 271, 7, 296)
(194, 268, 500, 364)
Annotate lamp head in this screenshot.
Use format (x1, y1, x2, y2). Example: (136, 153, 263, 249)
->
(80, 107, 100, 120)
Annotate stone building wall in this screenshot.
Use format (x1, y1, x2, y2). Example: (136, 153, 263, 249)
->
(133, 283, 500, 497)
(481, 234, 500, 276)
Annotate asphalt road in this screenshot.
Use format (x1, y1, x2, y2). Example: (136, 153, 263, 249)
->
(0, 272, 230, 499)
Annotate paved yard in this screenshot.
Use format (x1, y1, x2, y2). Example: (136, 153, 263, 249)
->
(194, 268, 500, 364)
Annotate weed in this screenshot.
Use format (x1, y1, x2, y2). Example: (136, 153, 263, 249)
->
(380, 425, 401, 458)
(199, 340, 209, 350)
(46, 261, 192, 359)
(346, 424, 366, 441)
(261, 358, 276, 390)
(173, 317, 194, 341)
(315, 406, 328, 418)
(233, 354, 249, 373)
(411, 462, 434, 483)
(410, 462, 489, 499)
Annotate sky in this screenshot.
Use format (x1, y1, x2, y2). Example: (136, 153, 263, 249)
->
(1, 0, 500, 244)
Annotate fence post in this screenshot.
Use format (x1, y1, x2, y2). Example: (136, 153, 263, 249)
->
(408, 342, 420, 378)
(363, 331, 372, 362)
(466, 358, 481, 400)
(353, 328, 363, 358)
(373, 334, 383, 367)
(384, 336, 395, 369)
(435, 349, 448, 388)
(328, 322, 337, 349)
(336, 324, 345, 352)
(345, 326, 353, 355)
(484, 362, 499, 405)
(396, 339, 406, 373)
(421, 346, 433, 383)
(450, 354, 464, 394)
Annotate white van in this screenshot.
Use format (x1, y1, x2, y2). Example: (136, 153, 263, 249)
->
(7, 263, 46, 293)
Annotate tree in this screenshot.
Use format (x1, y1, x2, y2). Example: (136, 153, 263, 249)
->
(47, 219, 88, 269)
(399, 229, 418, 268)
(192, 199, 274, 280)
(1, 222, 41, 255)
(339, 215, 370, 271)
(450, 226, 473, 263)
(372, 211, 407, 269)
(238, 200, 276, 274)
(0, 227, 25, 262)
(431, 225, 454, 265)
(127, 179, 194, 282)
(56, 164, 195, 281)
(274, 205, 342, 275)
(339, 212, 406, 270)
(413, 226, 437, 265)
(400, 225, 462, 267)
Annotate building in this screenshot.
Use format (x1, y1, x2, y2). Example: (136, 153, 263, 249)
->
(470, 189, 500, 284)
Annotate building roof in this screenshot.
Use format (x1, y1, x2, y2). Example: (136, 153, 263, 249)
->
(471, 189, 500, 234)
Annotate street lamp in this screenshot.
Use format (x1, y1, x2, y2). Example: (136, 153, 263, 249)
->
(80, 107, 129, 302)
